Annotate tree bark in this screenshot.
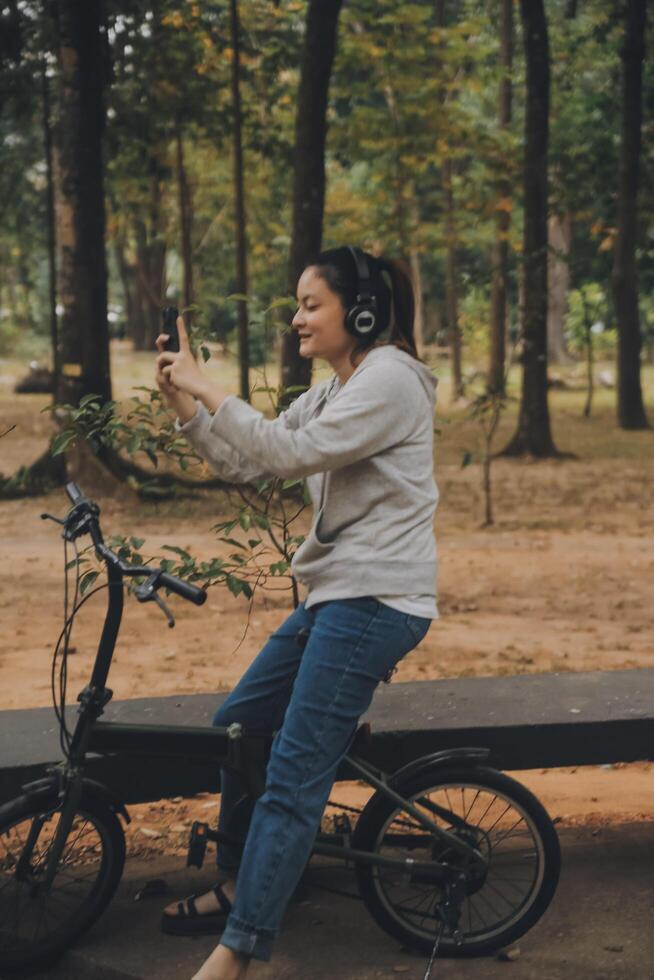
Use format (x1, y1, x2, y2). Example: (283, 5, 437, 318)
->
(41, 59, 59, 390)
(352, 21, 420, 346)
(132, 165, 167, 352)
(53, 0, 111, 405)
(443, 157, 463, 399)
(229, 0, 250, 403)
(408, 193, 425, 352)
(502, 0, 558, 457)
(435, 1, 463, 399)
(488, 0, 513, 394)
(547, 211, 573, 364)
(280, 0, 344, 409)
(115, 231, 140, 344)
(612, 0, 648, 429)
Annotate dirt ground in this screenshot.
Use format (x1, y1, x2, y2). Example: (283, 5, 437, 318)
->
(1, 345, 653, 855)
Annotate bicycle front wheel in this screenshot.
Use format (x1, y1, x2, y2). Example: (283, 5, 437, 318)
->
(0, 791, 126, 972)
(353, 765, 560, 957)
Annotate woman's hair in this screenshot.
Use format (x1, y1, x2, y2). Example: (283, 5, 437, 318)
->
(308, 246, 424, 366)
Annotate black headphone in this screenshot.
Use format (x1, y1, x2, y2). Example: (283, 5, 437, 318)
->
(344, 246, 380, 340)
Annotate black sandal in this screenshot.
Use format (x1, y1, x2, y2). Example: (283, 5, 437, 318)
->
(160, 883, 233, 936)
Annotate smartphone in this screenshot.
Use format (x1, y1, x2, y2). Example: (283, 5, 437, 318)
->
(161, 307, 180, 352)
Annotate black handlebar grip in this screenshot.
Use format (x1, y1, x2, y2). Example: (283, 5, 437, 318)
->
(65, 482, 84, 505)
(159, 572, 207, 606)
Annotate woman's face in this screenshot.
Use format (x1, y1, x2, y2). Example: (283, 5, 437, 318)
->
(292, 267, 356, 363)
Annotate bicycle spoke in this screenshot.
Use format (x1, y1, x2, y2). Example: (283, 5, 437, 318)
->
(483, 877, 526, 913)
(360, 775, 554, 953)
(488, 814, 526, 848)
(467, 894, 489, 931)
(0, 804, 116, 963)
(484, 801, 513, 837)
(463, 788, 481, 823)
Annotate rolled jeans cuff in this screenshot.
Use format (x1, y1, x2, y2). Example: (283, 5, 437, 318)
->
(220, 916, 275, 962)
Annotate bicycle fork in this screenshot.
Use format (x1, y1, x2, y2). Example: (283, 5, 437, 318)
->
(17, 769, 85, 893)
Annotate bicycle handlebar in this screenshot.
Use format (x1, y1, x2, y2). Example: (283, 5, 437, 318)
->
(158, 571, 206, 605)
(65, 481, 85, 506)
(62, 483, 207, 607)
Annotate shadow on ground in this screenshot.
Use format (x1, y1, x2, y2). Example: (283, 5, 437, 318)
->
(24, 822, 654, 980)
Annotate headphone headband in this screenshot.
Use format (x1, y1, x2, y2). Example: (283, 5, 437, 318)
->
(347, 246, 373, 303)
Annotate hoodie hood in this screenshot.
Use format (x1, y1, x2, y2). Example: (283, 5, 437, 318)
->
(329, 344, 438, 408)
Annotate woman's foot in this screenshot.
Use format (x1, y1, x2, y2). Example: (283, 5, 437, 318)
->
(161, 879, 236, 935)
(191, 943, 250, 980)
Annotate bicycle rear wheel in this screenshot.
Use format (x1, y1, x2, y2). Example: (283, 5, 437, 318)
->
(353, 765, 560, 957)
(0, 791, 125, 972)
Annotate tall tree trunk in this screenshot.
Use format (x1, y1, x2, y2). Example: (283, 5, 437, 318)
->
(380, 68, 422, 347)
(502, 0, 558, 457)
(132, 164, 167, 351)
(53, 0, 111, 405)
(41, 59, 58, 390)
(547, 211, 572, 364)
(229, 0, 250, 403)
(115, 231, 140, 345)
(377, 71, 409, 256)
(353, 19, 419, 343)
(408, 192, 425, 352)
(435, 0, 463, 399)
(443, 157, 463, 398)
(175, 123, 194, 319)
(280, 0, 344, 409)
(612, 0, 648, 429)
(131, 219, 149, 350)
(488, 0, 513, 394)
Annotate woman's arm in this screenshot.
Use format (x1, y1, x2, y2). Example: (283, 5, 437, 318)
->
(155, 316, 311, 485)
(207, 360, 422, 480)
(174, 401, 275, 485)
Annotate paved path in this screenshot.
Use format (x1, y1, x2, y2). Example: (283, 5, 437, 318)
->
(29, 822, 654, 980)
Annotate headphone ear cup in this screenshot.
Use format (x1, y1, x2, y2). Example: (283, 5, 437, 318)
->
(346, 302, 378, 338)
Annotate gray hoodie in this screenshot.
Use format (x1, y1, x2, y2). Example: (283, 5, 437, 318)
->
(175, 345, 438, 613)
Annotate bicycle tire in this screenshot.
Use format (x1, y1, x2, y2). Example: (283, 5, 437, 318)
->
(0, 791, 126, 972)
(353, 764, 560, 957)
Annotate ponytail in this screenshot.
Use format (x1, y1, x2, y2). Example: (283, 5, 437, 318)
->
(378, 257, 421, 359)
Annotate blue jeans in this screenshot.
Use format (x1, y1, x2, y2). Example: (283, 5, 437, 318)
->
(211, 596, 431, 961)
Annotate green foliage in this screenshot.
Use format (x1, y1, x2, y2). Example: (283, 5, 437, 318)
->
(566, 284, 616, 357)
(64, 487, 308, 605)
(2, 0, 652, 366)
(43, 389, 191, 470)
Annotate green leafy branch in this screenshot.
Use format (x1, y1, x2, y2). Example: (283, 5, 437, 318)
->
(42, 389, 202, 474)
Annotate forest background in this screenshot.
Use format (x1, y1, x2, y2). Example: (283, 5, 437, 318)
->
(0, 0, 653, 834)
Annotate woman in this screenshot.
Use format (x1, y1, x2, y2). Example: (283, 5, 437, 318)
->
(154, 246, 439, 980)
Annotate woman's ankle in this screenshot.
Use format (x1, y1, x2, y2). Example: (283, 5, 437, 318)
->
(191, 942, 250, 980)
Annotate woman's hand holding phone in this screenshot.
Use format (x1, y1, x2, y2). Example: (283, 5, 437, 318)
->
(155, 313, 204, 424)
(155, 310, 228, 420)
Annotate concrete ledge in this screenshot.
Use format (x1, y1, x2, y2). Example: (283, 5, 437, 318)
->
(1, 670, 653, 805)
